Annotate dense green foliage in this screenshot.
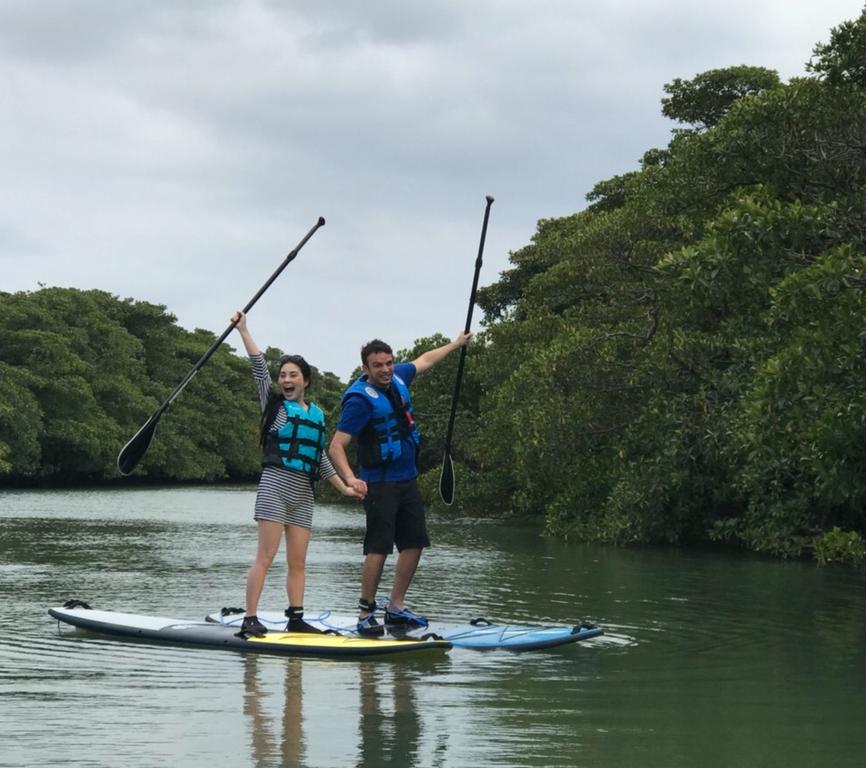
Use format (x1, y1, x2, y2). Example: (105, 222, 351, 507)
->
(438, 9, 866, 563)
(0, 288, 340, 484)
(661, 65, 781, 129)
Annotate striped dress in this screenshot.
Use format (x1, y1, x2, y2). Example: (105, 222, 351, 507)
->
(250, 353, 337, 528)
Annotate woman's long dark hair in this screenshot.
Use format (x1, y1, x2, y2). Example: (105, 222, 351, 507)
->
(260, 354, 313, 445)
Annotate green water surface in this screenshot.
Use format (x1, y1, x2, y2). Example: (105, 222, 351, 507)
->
(1, 486, 864, 768)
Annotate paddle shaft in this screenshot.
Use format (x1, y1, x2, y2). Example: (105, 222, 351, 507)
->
(442, 196, 494, 455)
(117, 216, 325, 475)
(160, 216, 325, 412)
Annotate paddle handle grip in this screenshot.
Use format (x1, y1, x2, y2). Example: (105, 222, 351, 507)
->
(462, 196, 494, 334)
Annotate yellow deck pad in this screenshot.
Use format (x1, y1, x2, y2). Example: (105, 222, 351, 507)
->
(246, 631, 450, 655)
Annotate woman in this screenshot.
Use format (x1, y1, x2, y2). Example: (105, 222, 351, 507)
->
(232, 310, 362, 637)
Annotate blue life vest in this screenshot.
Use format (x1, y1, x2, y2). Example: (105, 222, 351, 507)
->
(342, 374, 420, 469)
(262, 400, 326, 478)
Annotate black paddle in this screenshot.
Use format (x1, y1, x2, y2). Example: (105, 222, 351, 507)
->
(117, 216, 326, 476)
(439, 195, 494, 505)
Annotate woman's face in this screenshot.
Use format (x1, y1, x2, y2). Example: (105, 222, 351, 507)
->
(278, 362, 308, 402)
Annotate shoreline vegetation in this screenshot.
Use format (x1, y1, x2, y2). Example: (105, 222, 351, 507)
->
(4, 10, 866, 565)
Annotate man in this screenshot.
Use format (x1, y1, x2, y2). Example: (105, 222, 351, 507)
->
(329, 332, 471, 635)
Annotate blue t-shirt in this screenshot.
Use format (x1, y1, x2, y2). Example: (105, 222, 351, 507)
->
(337, 362, 418, 483)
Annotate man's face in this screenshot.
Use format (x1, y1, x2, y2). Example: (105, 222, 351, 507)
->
(363, 352, 394, 389)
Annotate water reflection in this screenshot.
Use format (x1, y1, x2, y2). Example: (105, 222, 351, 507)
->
(242, 655, 433, 768)
(357, 664, 422, 767)
(244, 656, 306, 768)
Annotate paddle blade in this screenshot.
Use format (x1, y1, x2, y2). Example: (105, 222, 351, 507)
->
(439, 451, 455, 506)
(117, 415, 160, 476)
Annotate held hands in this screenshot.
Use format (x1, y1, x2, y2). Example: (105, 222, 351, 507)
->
(345, 477, 367, 501)
(328, 473, 367, 501)
(328, 473, 366, 501)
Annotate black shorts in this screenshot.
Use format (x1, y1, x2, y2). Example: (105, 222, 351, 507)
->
(363, 479, 430, 554)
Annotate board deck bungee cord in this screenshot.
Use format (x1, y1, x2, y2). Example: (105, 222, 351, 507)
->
(208, 607, 604, 651)
(49, 603, 451, 658)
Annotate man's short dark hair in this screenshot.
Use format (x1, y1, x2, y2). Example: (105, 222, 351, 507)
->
(361, 339, 392, 366)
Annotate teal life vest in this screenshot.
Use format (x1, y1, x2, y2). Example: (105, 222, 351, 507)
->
(261, 400, 326, 478)
(342, 373, 420, 469)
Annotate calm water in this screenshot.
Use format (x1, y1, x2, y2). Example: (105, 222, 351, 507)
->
(1, 486, 864, 768)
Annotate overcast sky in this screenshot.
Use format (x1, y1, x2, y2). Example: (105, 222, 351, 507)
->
(2, 0, 863, 378)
